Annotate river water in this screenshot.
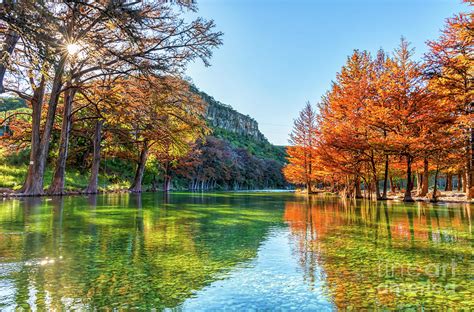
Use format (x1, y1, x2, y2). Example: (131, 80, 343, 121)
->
(0, 192, 472, 310)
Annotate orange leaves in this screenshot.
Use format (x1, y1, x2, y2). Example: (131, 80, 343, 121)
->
(284, 103, 324, 188)
(286, 28, 467, 192)
(77, 75, 208, 164)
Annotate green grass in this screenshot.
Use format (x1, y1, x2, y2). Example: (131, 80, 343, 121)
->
(0, 163, 131, 191)
(0, 163, 26, 189)
(0, 148, 131, 191)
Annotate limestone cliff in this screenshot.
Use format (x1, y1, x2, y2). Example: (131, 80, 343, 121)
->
(195, 88, 267, 142)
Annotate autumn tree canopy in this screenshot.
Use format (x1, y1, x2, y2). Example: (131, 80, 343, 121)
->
(0, 0, 222, 195)
(284, 8, 472, 202)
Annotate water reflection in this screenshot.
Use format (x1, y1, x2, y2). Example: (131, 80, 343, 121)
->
(0, 193, 285, 310)
(0, 193, 472, 310)
(181, 228, 334, 311)
(284, 196, 473, 310)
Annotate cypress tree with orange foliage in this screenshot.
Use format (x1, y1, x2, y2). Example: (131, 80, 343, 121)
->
(424, 11, 473, 198)
(283, 102, 319, 193)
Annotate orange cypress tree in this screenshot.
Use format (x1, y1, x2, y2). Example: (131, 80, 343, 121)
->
(425, 12, 474, 198)
(283, 102, 318, 193)
(317, 50, 386, 198)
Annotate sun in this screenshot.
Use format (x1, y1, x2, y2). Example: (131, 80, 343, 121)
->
(66, 43, 81, 55)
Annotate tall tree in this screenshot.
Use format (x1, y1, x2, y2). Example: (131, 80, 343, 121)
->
(425, 12, 473, 198)
(111, 77, 207, 193)
(1, 0, 222, 195)
(321, 50, 385, 199)
(284, 102, 318, 193)
(385, 40, 427, 201)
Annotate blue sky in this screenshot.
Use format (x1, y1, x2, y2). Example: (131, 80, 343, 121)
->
(186, 0, 469, 145)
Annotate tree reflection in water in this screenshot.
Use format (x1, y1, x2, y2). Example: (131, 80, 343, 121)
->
(0, 193, 283, 310)
(284, 196, 473, 310)
(0, 193, 471, 310)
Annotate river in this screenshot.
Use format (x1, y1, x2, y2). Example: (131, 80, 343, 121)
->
(0, 192, 472, 310)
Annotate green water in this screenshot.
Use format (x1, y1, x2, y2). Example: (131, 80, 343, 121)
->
(0, 192, 472, 310)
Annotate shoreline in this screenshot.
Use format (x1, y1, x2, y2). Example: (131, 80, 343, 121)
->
(1, 188, 472, 204)
(296, 190, 474, 204)
(385, 196, 473, 204)
(0, 188, 132, 198)
(0, 188, 295, 199)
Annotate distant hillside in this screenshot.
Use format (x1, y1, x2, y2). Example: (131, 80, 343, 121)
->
(212, 128, 287, 164)
(193, 87, 287, 164)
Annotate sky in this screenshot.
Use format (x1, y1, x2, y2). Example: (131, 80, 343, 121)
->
(186, 0, 469, 146)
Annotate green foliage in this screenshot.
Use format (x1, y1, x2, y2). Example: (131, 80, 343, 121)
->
(212, 128, 286, 164)
(0, 97, 26, 112)
(0, 93, 288, 192)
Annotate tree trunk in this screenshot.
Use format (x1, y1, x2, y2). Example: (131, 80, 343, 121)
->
(431, 168, 440, 203)
(419, 157, 429, 197)
(355, 176, 363, 198)
(416, 173, 423, 195)
(18, 76, 45, 195)
(48, 88, 76, 195)
(403, 155, 414, 202)
(150, 175, 158, 192)
(306, 179, 312, 194)
(84, 119, 103, 194)
(20, 57, 66, 196)
(163, 176, 172, 192)
(389, 176, 396, 193)
(462, 170, 466, 193)
(382, 154, 389, 199)
(162, 162, 172, 192)
(365, 179, 371, 200)
(370, 152, 381, 200)
(465, 152, 473, 199)
(468, 123, 474, 198)
(129, 142, 149, 193)
(445, 173, 453, 192)
(0, 29, 19, 93)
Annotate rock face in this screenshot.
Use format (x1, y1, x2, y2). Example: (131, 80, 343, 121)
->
(196, 89, 267, 142)
(206, 102, 266, 141)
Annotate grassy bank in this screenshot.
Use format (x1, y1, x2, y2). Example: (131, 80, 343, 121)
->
(0, 164, 130, 192)
(0, 148, 132, 192)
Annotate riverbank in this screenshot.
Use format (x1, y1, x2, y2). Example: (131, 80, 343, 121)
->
(0, 187, 294, 198)
(1, 182, 472, 204)
(386, 191, 474, 204)
(295, 189, 474, 204)
(0, 153, 133, 193)
(0, 187, 132, 198)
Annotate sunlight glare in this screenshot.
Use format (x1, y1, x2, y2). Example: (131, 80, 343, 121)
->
(66, 43, 81, 55)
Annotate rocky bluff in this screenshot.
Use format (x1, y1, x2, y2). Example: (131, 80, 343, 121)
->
(195, 89, 267, 142)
